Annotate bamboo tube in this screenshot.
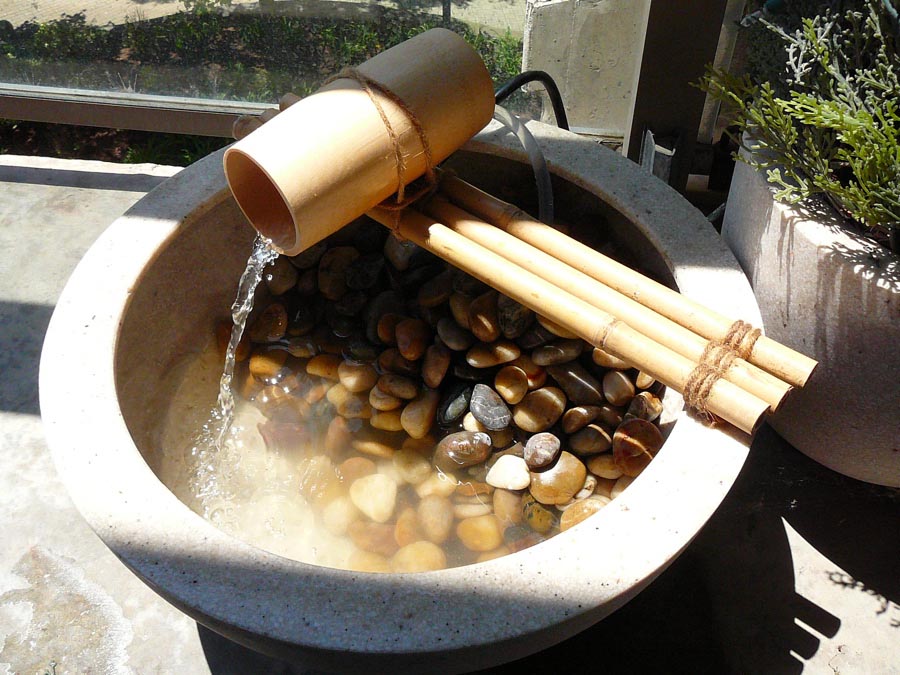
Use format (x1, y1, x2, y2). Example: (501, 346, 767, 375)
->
(423, 196, 793, 412)
(223, 29, 495, 256)
(439, 174, 818, 388)
(368, 206, 770, 434)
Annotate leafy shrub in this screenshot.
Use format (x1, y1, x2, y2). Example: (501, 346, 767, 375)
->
(701, 0, 900, 251)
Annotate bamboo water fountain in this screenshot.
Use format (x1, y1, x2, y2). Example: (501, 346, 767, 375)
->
(224, 28, 816, 436)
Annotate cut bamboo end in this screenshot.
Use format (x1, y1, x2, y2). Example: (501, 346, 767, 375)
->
(422, 196, 793, 413)
(369, 206, 770, 435)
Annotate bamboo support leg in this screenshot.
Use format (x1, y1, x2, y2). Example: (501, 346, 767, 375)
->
(368, 206, 770, 434)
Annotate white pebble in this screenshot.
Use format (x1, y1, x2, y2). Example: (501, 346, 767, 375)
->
(485, 454, 531, 490)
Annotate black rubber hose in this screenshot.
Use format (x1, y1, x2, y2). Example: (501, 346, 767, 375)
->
(494, 70, 569, 131)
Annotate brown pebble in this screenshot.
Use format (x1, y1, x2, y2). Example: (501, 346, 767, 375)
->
(531, 339, 584, 366)
(417, 494, 455, 544)
(338, 456, 377, 483)
(376, 373, 419, 399)
(432, 431, 492, 474)
(324, 415, 359, 456)
(400, 389, 440, 439)
(522, 494, 555, 533)
(568, 424, 613, 456)
(613, 418, 664, 477)
(561, 405, 603, 434)
(592, 347, 631, 369)
(306, 353, 342, 380)
(326, 383, 372, 419)
(586, 453, 624, 480)
(370, 409, 404, 432)
(249, 303, 288, 343)
(467, 290, 500, 343)
(337, 361, 378, 392)
(536, 314, 578, 338)
(493, 489, 524, 527)
(369, 385, 403, 411)
(448, 293, 473, 329)
(395, 318, 431, 361)
(393, 507, 422, 548)
(603, 370, 636, 406)
(265, 256, 299, 295)
(529, 451, 587, 505)
(456, 515, 504, 552)
(512, 387, 567, 432)
(466, 340, 521, 368)
(377, 348, 420, 377)
(510, 354, 547, 390)
(318, 246, 359, 300)
(417, 268, 455, 308)
(494, 365, 529, 405)
(376, 313, 403, 345)
(390, 541, 447, 573)
(436, 316, 475, 351)
(523, 432, 561, 470)
(422, 342, 451, 389)
(352, 438, 396, 459)
(625, 391, 664, 423)
(248, 348, 288, 380)
(560, 496, 608, 532)
(347, 520, 398, 557)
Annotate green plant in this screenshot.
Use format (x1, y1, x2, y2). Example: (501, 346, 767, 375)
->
(700, 0, 900, 251)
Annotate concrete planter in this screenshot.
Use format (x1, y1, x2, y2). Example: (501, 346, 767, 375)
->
(723, 158, 900, 487)
(41, 121, 761, 672)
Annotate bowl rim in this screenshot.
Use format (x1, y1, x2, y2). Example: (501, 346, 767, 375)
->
(40, 120, 759, 666)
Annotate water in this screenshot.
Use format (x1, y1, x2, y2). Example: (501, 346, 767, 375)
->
(215, 234, 279, 445)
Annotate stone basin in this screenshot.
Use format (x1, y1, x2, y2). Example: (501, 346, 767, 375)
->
(40, 121, 760, 673)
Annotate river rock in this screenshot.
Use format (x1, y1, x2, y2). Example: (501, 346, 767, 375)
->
(448, 292, 473, 329)
(510, 354, 547, 389)
(437, 381, 472, 426)
(486, 454, 531, 490)
(417, 267, 455, 307)
(494, 365, 528, 405)
(422, 342, 451, 389)
(456, 515, 504, 552)
(416, 494, 454, 544)
(265, 256, 299, 296)
(467, 290, 500, 343)
(390, 541, 447, 573)
(383, 235, 420, 271)
(295, 268, 318, 295)
(345, 252, 384, 290)
(492, 489, 524, 527)
(249, 302, 288, 343)
(531, 339, 584, 366)
(400, 389, 440, 439)
(395, 318, 431, 361)
(432, 431, 492, 473)
(376, 373, 419, 399)
(337, 361, 378, 392)
(516, 323, 555, 349)
(524, 432, 561, 470)
(561, 405, 603, 434)
(522, 494, 554, 533)
(512, 387, 566, 432)
(497, 295, 534, 339)
(249, 348, 288, 380)
(635, 371, 656, 390)
(568, 424, 613, 456)
(546, 362, 604, 405)
(603, 370, 636, 406)
(348, 520, 398, 557)
(469, 384, 512, 430)
(586, 453, 624, 480)
(559, 496, 609, 532)
(529, 451, 587, 505)
(369, 409, 404, 431)
(392, 447, 432, 485)
(318, 246, 359, 300)
(288, 241, 327, 269)
(591, 346, 631, 369)
(363, 290, 405, 344)
(377, 348, 420, 378)
(625, 391, 664, 422)
(436, 317, 474, 351)
(536, 314, 578, 338)
(368, 385, 403, 411)
(349, 473, 397, 523)
(466, 340, 520, 369)
(613, 418, 663, 476)
(322, 496, 360, 536)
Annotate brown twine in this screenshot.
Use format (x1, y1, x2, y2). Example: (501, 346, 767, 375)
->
(683, 320, 762, 420)
(324, 67, 439, 235)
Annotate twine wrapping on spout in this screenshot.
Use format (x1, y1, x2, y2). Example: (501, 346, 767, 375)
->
(326, 67, 439, 227)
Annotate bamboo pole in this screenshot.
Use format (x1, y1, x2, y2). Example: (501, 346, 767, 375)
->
(368, 206, 770, 435)
(422, 196, 792, 412)
(439, 174, 818, 389)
